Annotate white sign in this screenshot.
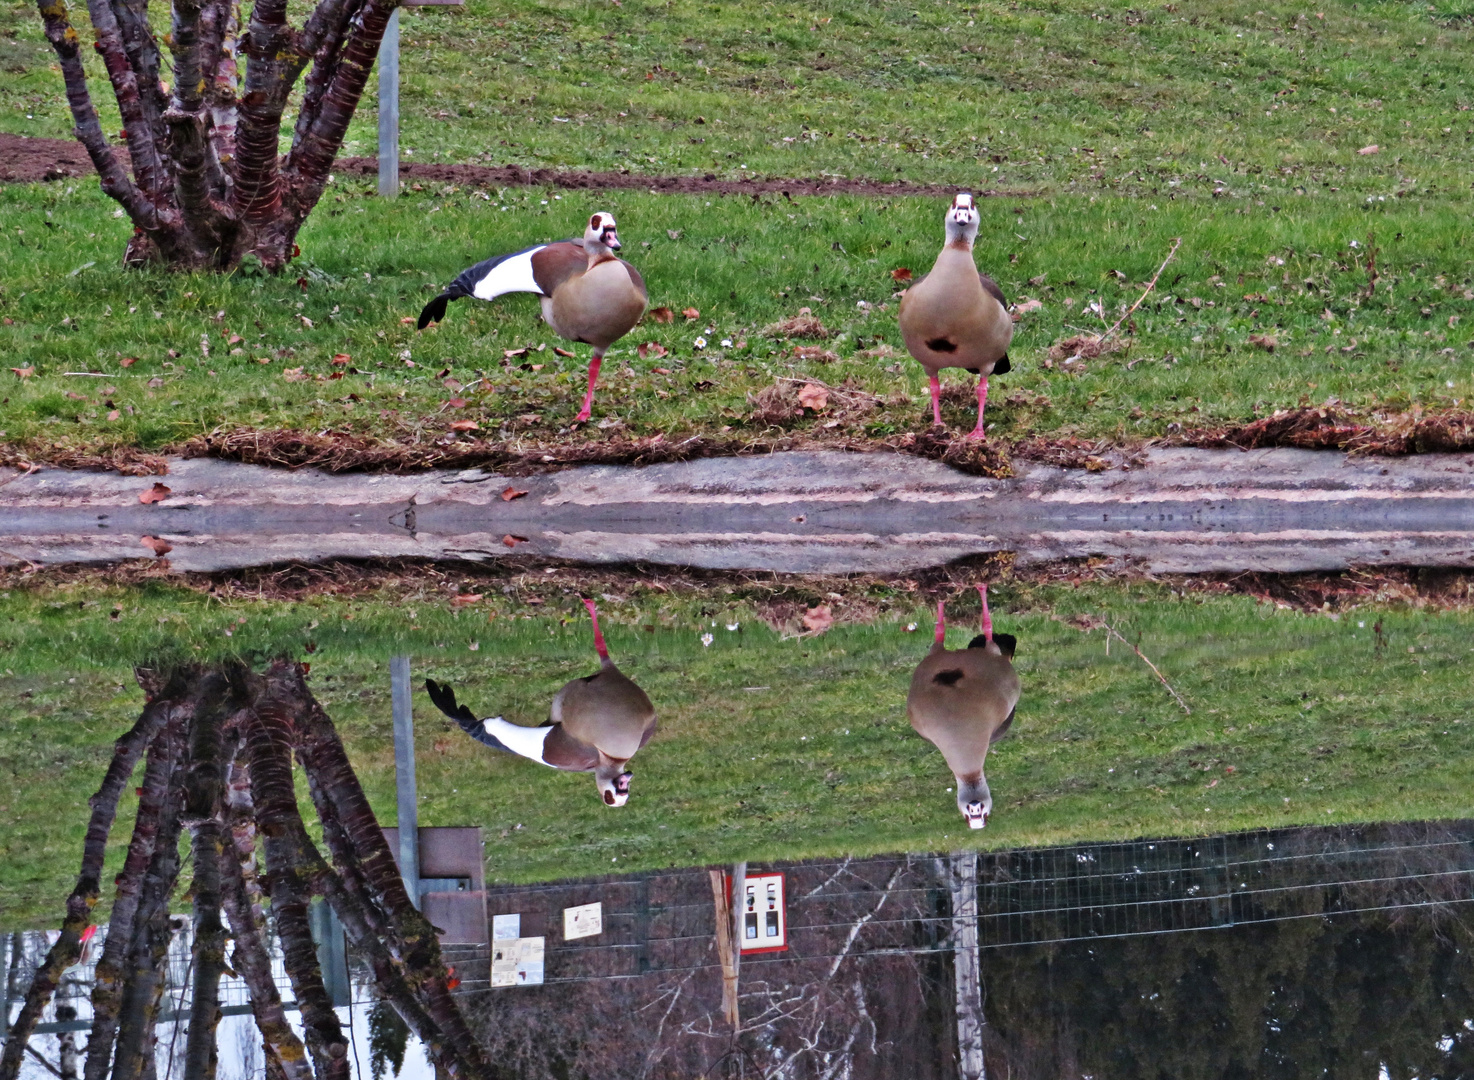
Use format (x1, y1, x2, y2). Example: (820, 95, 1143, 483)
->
(492, 913, 521, 941)
(740, 873, 788, 953)
(490, 937, 544, 987)
(563, 901, 603, 940)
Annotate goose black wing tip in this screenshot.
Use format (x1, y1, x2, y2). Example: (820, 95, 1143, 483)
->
(417, 294, 452, 331)
(968, 632, 1017, 658)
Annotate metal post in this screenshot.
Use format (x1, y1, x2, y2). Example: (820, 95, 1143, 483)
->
(391, 655, 419, 908)
(950, 850, 985, 1080)
(377, 6, 400, 197)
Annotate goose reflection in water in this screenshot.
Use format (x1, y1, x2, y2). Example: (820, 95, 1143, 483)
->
(425, 597, 657, 807)
(907, 584, 1021, 830)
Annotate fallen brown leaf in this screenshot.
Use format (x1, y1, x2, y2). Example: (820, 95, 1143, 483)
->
(399, 316, 416, 324)
(1249, 333, 1278, 352)
(106, 409, 120, 421)
(10, 366, 35, 379)
(652, 366, 672, 375)
(1358, 144, 1379, 155)
(444, 397, 468, 408)
(138, 482, 171, 505)
(649, 307, 674, 324)
(448, 419, 480, 432)
(451, 593, 483, 607)
(891, 267, 913, 282)
(502, 534, 529, 548)
(792, 345, 839, 363)
(298, 315, 313, 328)
(504, 347, 529, 359)
(140, 535, 173, 557)
(553, 347, 575, 358)
(797, 383, 830, 411)
(282, 367, 309, 382)
(682, 307, 700, 320)
(501, 486, 529, 501)
(331, 353, 351, 365)
(639, 342, 669, 360)
(1012, 298, 1044, 319)
(119, 357, 138, 368)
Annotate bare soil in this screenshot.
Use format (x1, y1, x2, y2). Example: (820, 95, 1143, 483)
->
(0, 132, 1029, 199)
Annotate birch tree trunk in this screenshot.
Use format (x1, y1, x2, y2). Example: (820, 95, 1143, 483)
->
(33, 0, 397, 271)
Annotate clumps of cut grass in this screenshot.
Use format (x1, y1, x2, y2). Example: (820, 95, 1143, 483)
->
(763, 307, 829, 339)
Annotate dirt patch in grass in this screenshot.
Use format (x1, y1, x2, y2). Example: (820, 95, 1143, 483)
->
(0, 133, 1034, 199)
(1196, 406, 1474, 455)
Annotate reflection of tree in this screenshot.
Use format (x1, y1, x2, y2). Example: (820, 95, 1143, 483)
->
(0, 661, 493, 1080)
(369, 999, 411, 1080)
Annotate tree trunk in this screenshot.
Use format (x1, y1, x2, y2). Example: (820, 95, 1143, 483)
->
(0, 697, 171, 1080)
(33, 0, 398, 271)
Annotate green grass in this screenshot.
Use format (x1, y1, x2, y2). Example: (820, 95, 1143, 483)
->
(6, 0, 1474, 197)
(2, 180, 1471, 456)
(3, 578, 1472, 927)
(4, 0, 1474, 456)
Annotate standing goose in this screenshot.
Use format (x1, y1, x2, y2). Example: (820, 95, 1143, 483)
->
(907, 585, 1020, 829)
(897, 193, 1013, 438)
(424, 599, 656, 807)
(417, 213, 648, 423)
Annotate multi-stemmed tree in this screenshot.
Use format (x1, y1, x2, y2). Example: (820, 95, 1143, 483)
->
(33, 0, 396, 270)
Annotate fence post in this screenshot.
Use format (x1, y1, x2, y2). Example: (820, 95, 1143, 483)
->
(377, 7, 400, 197)
(391, 655, 419, 908)
(950, 850, 985, 1080)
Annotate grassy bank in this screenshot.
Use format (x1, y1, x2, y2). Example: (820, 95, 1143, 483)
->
(3, 576, 1471, 926)
(2, 180, 1470, 462)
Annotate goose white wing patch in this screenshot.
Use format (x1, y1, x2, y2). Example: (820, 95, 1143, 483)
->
(470, 247, 547, 300)
(482, 716, 558, 767)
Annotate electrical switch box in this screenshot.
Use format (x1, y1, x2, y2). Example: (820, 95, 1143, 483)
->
(738, 872, 788, 954)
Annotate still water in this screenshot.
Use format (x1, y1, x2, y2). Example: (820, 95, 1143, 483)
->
(1, 448, 1472, 1079)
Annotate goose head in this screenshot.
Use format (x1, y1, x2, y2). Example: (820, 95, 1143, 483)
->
(584, 212, 622, 255)
(944, 193, 980, 248)
(596, 755, 634, 807)
(957, 772, 992, 829)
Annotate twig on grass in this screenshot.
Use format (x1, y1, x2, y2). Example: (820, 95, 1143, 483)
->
(1100, 237, 1183, 345)
(1100, 620, 1191, 714)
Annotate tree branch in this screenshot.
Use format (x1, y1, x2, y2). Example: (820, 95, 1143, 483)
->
(80, 0, 166, 195)
(32, 0, 160, 231)
(233, 0, 308, 225)
(219, 751, 314, 1080)
(0, 695, 171, 1080)
(282, 0, 394, 221)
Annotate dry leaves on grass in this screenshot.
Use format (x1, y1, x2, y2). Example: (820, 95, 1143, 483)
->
(796, 383, 829, 411)
(1046, 334, 1128, 369)
(748, 377, 882, 427)
(637, 342, 669, 360)
(891, 267, 913, 283)
(801, 604, 834, 635)
(119, 357, 138, 368)
(648, 307, 674, 324)
(138, 482, 171, 504)
(282, 367, 309, 382)
(10, 366, 36, 379)
(448, 419, 480, 432)
(451, 592, 483, 607)
(762, 307, 829, 339)
(1011, 298, 1044, 320)
(331, 353, 351, 365)
(682, 307, 700, 320)
(792, 345, 839, 363)
(1248, 333, 1278, 352)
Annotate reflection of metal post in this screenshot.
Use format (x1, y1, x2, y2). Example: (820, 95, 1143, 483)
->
(391, 655, 419, 908)
(377, 7, 400, 197)
(950, 850, 985, 1080)
(730, 861, 746, 980)
(309, 900, 351, 1008)
(1, 932, 20, 1038)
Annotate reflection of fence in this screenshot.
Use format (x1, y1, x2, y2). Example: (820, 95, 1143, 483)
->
(974, 820, 1474, 948)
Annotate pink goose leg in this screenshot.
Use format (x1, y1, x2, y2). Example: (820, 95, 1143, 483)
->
(976, 583, 993, 644)
(575, 351, 605, 423)
(965, 375, 989, 440)
(583, 597, 610, 662)
(934, 600, 947, 645)
(929, 374, 944, 427)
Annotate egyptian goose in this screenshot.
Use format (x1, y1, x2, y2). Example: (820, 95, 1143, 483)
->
(424, 599, 656, 806)
(417, 212, 648, 423)
(906, 585, 1020, 829)
(897, 193, 1013, 438)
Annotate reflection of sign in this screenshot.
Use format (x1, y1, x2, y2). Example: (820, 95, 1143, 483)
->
(492, 913, 521, 941)
(563, 902, 603, 940)
(739, 873, 788, 954)
(491, 937, 544, 987)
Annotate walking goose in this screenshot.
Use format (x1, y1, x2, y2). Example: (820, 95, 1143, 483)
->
(424, 599, 656, 806)
(897, 193, 1013, 438)
(907, 585, 1020, 829)
(417, 213, 648, 423)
